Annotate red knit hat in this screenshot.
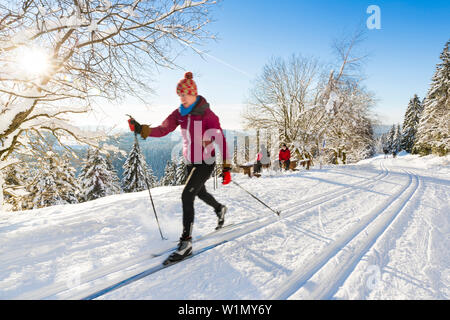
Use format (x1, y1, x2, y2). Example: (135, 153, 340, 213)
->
(176, 72, 197, 96)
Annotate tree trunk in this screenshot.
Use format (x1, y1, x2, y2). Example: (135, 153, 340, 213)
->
(245, 136, 250, 162)
(256, 130, 260, 153)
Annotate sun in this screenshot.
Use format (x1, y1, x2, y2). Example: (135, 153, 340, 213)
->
(16, 46, 51, 78)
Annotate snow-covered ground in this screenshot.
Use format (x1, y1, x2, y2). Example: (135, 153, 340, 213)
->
(1, 153, 449, 300)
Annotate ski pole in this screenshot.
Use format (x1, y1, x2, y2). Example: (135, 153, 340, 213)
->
(127, 115, 167, 240)
(231, 180, 281, 216)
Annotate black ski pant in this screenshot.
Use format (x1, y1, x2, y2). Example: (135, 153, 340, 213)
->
(181, 162, 222, 239)
(279, 159, 290, 170)
(253, 160, 262, 174)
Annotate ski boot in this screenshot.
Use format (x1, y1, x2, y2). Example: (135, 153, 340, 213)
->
(163, 237, 192, 266)
(215, 205, 228, 230)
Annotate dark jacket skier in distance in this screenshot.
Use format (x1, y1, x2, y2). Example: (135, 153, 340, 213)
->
(128, 72, 231, 264)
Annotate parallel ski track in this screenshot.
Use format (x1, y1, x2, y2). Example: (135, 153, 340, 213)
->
(81, 240, 231, 300)
(74, 164, 391, 300)
(271, 169, 421, 299)
(19, 164, 388, 300)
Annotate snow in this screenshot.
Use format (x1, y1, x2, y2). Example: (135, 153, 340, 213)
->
(0, 153, 448, 300)
(325, 91, 339, 113)
(0, 88, 42, 136)
(171, 0, 210, 12)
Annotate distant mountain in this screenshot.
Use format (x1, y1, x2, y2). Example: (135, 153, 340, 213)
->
(103, 131, 182, 179)
(104, 129, 248, 179)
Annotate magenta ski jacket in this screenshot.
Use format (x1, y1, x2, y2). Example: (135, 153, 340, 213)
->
(147, 96, 229, 165)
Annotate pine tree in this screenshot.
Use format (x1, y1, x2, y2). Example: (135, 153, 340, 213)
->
(160, 160, 177, 186)
(358, 121, 376, 160)
(384, 124, 402, 154)
(146, 165, 158, 189)
(79, 149, 117, 201)
(29, 156, 64, 208)
(414, 40, 450, 156)
(401, 95, 424, 153)
(392, 124, 402, 153)
(57, 156, 80, 204)
(77, 149, 91, 202)
(106, 154, 122, 195)
(386, 125, 396, 153)
(24, 152, 80, 209)
(175, 156, 188, 185)
(121, 138, 149, 193)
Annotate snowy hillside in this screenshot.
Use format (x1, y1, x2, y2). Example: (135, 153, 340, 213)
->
(1, 153, 449, 300)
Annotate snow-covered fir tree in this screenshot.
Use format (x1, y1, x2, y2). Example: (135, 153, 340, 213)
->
(57, 156, 80, 205)
(160, 160, 177, 186)
(414, 40, 450, 156)
(28, 156, 64, 208)
(175, 156, 188, 185)
(355, 122, 376, 160)
(401, 95, 424, 153)
(385, 125, 396, 153)
(122, 137, 155, 193)
(79, 149, 119, 202)
(393, 124, 402, 153)
(146, 165, 158, 189)
(106, 154, 122, 195)
(24, 152, 80, 209)
(77, 148, 92, 198)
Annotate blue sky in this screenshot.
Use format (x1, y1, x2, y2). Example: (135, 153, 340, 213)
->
(89, 0, 450, 131)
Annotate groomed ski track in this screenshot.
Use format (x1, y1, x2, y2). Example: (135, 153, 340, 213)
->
(12, 159, 444, 300)
(272, 170, 421, 299)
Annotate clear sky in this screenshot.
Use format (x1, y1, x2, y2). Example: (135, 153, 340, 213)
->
(76, 0, 450, 132)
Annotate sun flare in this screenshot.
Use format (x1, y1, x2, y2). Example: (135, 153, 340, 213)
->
(16, 47, 51, 77)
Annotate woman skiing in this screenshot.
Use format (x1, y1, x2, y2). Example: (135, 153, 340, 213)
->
(128, 72, 231, 264)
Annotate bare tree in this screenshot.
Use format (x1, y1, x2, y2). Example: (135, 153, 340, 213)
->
(0, 0, 218, 212)
(320, 29, 375, 164)
(242, 54, 324, 158)
(243, 29, 375, 165)
(316, 28, 369, 115)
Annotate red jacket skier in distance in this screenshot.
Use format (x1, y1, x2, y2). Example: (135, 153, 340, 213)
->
(279, 146, 291, 161)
